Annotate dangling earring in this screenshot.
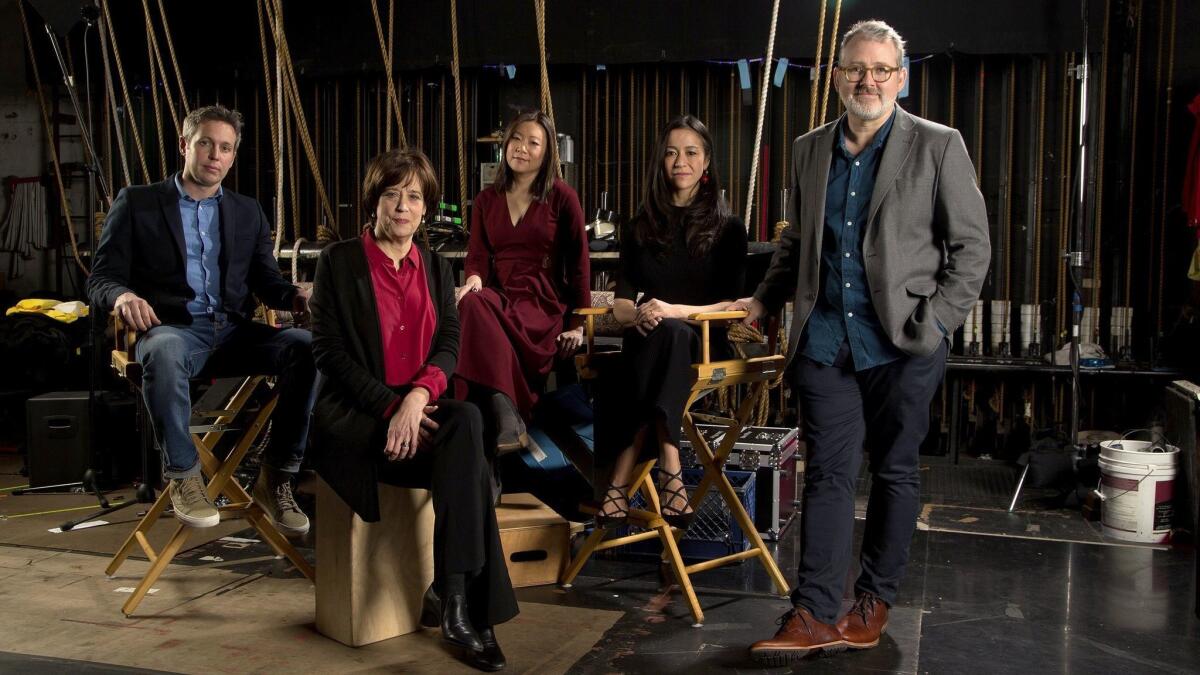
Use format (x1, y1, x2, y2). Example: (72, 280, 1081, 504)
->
(701, 170, 710, 185)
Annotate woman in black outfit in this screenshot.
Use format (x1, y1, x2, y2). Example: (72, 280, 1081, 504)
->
(594, 115, 747, 526)
(309, 148, 516, 672)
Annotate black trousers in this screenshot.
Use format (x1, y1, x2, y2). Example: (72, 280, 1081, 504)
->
(376, 399, 519, 628)
(594, 319, 731, 469)
(790, 341, 946, 624)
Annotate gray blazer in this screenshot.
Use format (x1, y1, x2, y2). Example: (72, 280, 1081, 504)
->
(754, 105, 991, 362)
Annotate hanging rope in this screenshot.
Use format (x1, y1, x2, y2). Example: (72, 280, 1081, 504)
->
(449, 0, 468, 212)
(255, 0, 286, 253)
(974, 61, 985, 185)
(142, 10, 167, 178)
(535, 0, 555, 122)
(367, 0, 407, 148)
(16, 1, 89, 275)
(1155, 0, 1177, 334)
(262, 0, 338, 238)
(1092, 0, 1112, 313)
(948, 57, 957, 128)
(97, 3, 131, 189)
(99, 0, 150, 184)
(1123, 0, 1144, 305)
(743, 0, 781, 230)
(385, 0, 394, 149)
(818, 0, 844, 125)
(155, 0, 189, 114)
(141, 0, 179, 140)
(1033, 58, 1047, 305)
(807, 0, 828, 130)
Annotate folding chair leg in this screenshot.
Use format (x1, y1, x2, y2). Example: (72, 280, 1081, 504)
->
(657, 523, 703, 626)
(560, 526, 608, 587)
(121, 523, 192, 616)
(713, 471, 790, 596)
(106, 485, 175, 577)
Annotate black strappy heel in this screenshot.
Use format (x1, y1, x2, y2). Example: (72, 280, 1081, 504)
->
(657, 467, 696, 528)
(594, 484, 630, 527)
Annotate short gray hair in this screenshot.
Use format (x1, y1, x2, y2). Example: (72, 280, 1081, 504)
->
(181, 105, 243, 148)
(840, 19, 906, 67)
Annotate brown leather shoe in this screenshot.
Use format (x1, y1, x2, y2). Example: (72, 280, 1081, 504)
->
(837, 592, 889, 649)
(749, 606, 846, 666)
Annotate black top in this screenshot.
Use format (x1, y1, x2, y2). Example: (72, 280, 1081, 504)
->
(88, 176, 297, 325)
(616, 214, 748, 306)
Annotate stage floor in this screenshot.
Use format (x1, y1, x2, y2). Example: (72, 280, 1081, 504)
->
(0, 455, 1196, 673)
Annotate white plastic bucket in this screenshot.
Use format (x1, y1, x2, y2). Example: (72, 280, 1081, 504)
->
(1097, 438, 1178, 544)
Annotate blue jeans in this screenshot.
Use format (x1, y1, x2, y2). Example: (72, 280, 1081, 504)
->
(136, 315, 317, 480)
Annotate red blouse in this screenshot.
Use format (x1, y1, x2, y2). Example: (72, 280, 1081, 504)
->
(362, 229, 444, 409)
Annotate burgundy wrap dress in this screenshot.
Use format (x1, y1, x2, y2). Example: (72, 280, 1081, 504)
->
(454, 178, 590, 417)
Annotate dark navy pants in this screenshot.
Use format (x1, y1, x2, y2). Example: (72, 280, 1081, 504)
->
(790, 340, 946, 624)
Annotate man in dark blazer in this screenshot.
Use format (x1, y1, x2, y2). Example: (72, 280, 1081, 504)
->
(738, 20, 991, 664)
(88, 105, 315, 536)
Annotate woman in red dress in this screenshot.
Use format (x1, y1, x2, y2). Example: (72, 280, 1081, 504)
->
(454, 110, 589, 450)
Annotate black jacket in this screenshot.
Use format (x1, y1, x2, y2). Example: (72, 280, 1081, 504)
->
(308, 237, 459, 522)
(87, 176, 297, 323)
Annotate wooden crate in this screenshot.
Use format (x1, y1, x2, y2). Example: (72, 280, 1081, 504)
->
(495, 493, 580, 588)
(315, 479, 435, 647)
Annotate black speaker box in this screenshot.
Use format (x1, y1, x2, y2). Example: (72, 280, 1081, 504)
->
(26, 391, 91, 488)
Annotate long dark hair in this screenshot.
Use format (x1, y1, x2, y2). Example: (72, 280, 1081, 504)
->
(491, 109, 561, 201)
(633, 115, 729, 258)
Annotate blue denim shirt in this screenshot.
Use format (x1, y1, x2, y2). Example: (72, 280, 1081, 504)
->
(174, 174, 223, 317)
(800, 110, 904, 371)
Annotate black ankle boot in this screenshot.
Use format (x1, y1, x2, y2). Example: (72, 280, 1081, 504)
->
(471, 626, 507, 671)
(491, 392, 528, 454)
(420, 584, 440, 628)
(441, 593, 484, 652)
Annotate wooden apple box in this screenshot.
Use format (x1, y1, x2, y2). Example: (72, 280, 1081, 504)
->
(495, 493, 581, 588)
(315, 479, 435, 647)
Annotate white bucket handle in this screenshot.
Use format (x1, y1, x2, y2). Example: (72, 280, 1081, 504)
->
(1111, 428, 1173, 452)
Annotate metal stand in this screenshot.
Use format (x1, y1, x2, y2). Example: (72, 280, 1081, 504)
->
(1010, 0, 1094, 512)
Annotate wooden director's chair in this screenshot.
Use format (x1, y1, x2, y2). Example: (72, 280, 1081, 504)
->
(560, 307, 791, 626)
(104, 315, 315, 616)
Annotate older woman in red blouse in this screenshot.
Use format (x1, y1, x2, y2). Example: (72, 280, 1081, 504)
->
(310, 149, 515, 671)
(454, 110, 590, 451)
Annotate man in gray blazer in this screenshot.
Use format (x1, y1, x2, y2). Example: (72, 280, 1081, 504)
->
(737, 20, 990, 664)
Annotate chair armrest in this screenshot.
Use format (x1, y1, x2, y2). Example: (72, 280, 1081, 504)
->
(108, 312, 144, 384)
(112, 312, 141, 354)
(575, 307, 614, 358)
(686, 310, 749, 364)
(687, 310, 749, 322)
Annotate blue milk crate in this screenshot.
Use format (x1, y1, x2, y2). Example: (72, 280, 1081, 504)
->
(611, 467, 756, 562)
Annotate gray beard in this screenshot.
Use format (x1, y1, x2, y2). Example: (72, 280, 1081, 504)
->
(844, 94, 887, 121)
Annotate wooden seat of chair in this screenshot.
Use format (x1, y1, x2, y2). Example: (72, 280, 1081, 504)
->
(104, 312, 315, 616)
(560, 306, 790, 626)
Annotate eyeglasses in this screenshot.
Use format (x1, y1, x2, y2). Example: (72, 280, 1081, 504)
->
(839, 64, 902, 83)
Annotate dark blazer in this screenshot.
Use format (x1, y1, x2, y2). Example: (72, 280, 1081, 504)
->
(308, 237, 459, 522)
(754, 105, 991, 361)
(87, 175, 298, 323)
